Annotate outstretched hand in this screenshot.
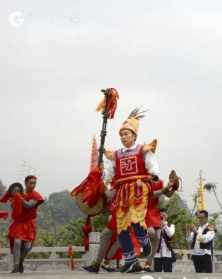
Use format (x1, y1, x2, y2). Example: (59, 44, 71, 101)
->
(162, 170, 181, 197)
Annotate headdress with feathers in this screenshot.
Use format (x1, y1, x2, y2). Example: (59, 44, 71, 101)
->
(119, 107, 147, 135)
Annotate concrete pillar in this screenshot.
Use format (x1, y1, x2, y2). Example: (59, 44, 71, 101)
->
(83, 232, 100, 266)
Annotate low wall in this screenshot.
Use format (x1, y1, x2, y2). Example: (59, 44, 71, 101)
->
(0, 232, 222, 272)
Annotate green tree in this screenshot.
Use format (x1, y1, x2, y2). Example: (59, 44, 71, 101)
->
(57, 218, 85, 246)
(165, 193, 194, 249)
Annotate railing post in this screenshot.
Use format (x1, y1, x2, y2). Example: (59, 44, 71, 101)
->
(84, 232, 100, 266)
(49, 248, 57, 270)
(7, 249, 13, 272)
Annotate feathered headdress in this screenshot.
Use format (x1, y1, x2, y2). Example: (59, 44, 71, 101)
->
(119, 107, 147, 135)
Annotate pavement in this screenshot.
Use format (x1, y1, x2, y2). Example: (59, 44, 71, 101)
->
(0, 271, 221, 279)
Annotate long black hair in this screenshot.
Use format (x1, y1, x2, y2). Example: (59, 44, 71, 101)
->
(7, 182, 24, 195)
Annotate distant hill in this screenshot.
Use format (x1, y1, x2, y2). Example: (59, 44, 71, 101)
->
(37, 190, 84, 229)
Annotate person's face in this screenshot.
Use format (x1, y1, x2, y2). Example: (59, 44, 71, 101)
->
(25, 179, 37, 192)
(120, 129, 136, 148)
(160, 212, 168, 222)
(197, 213, 208, 226)
(11, 186, 21, 196)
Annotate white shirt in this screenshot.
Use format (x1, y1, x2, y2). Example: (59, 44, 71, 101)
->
(103, 143, 160, 184)
(187, 223, 215, 256)
(155, 223, 175, 258)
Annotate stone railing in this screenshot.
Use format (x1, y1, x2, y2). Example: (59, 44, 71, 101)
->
(0, 245, 85, 272)
(0, 232, 222, 272)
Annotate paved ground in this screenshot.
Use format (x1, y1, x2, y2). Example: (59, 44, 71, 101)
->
(0, 271, 221, 279)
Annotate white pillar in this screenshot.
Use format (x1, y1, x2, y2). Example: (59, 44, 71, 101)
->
(83, 232, 100, 266)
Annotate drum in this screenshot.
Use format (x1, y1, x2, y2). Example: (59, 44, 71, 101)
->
(71, 191, 104, 216)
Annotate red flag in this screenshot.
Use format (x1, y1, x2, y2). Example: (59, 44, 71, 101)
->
(89, 136, 98, 172)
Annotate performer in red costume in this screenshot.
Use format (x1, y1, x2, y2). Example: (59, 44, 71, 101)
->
(83, 108, 179, 273)
(97, 109, 162, 273)
(72, 93, 180, 274)
(0, 176, 44, 273)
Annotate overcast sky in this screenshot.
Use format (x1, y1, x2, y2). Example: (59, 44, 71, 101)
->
(0, 0, 222, 212)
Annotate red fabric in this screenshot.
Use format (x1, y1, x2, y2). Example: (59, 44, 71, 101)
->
(18, 191, 44, 222)
(82, 216, 92, 251)
(89, 136, 98, 172)
(106, 88, 119, 119)
(0, 192, 11, 203)
(113, 145, 149, 210)
(114, 145, 149, 180)
(96, 88, 119, 119)
(106, 212, 117, 231)
(8, 190, 44, 252)
(0, 211, 8, 219)
(71, 167, 104, 209)
(9, 219, 36, 242)
(11, 193, 23, 220)
(145, 180, 164, 228)
(130, 230, 141, 256)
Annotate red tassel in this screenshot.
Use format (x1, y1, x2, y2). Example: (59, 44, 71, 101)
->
(96, 88, 119, 119)
(82, 216, 92, 251)
(67, 244, 75, 271)
(89, 136, 98, 172)
(106, 88, 119, 119)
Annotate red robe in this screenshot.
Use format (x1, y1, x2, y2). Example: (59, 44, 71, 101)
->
(8, 191, 44, 252)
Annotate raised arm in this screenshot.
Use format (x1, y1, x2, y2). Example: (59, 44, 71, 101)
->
(22, 199, 38, 208)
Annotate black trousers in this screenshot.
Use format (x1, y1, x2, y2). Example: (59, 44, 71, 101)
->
(192, 255, 213, 273)
(154, 257, 173, 272)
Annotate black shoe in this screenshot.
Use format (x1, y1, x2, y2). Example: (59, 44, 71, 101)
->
(10, 265, 19, 273)
(121, 261, 143, 273)
(83, 264, 100, 273)
(128, 261, 143, 273)
(19, 262, 24, 273)
(143, 241, 152, 257)
(101, 264, 116, 272)
(144, 266, 153, 272)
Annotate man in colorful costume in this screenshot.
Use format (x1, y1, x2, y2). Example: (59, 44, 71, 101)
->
(72, 90, 179, 273)
(0, 176, 44, 273)
(100, 108, 164, 272)
(83, 108, 179, 273)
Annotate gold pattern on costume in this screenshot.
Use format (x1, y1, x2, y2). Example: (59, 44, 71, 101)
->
(116, 181, 149, 233)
